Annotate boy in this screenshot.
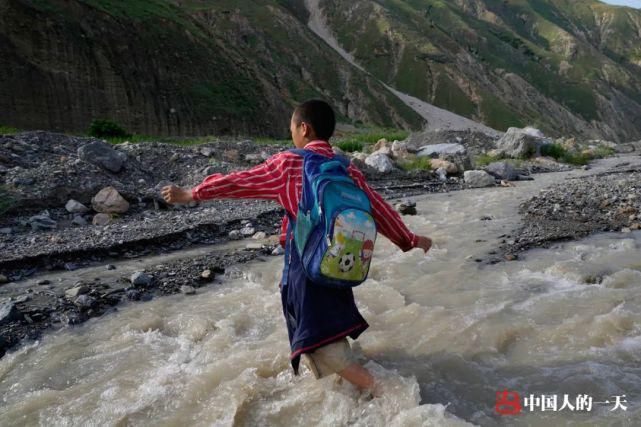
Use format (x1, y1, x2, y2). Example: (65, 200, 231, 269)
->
(162, 100, 432, 394)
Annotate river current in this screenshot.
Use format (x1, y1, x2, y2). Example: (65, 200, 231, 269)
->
(1, 156, 640, 426)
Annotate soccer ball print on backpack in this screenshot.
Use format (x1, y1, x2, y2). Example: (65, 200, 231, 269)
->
(288, 148, 377, 288)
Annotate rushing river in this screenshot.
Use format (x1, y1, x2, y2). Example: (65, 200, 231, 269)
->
(1, 156, 640, 426)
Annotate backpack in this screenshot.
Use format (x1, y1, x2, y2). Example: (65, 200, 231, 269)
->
(288, 148, 377, 289)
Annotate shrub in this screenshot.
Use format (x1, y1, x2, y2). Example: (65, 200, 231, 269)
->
(0, 125, 19, 135)
(88, 119, 130, 138)
(540, 143, 590, 165)
(336, 140, 364, 152)
(398, 156, 432, 172)
(540, 143, 566, 159)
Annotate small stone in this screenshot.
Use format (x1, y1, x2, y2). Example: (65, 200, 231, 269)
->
(630, 223, 641, 230)
(240, 226, 255, 237)
(271, 246, 285, 256)
(64, 263, 79, 271)
(37, 279, 50, 285)
(92, 213, 112, 226)
(252, 231, 267, 239)
(505, 254, 518, 261)
(201, 269, 213, 280)
(0, 274, 7, 284)
(65, 285, 89, 298)
(0, 301, 23, 325)
(106, 264, 116, 270)
(72, 215, 88, 226)
(92, 186, 129, 214)
(125, 289, 141, 300)
(74, 295, 96, 309)
(245, 242, 263, 250)
(228, 230, 241, 240)
(65, 199, 89, 213)
(14, 295, 30, 303)
(29, 214, 57, 231)
(180, 285, 196, 295)
(395, 200, 417, 215)
(130, 271, 152, 287)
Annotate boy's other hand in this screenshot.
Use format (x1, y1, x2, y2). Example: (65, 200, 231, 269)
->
(161, 185, 193, 204)
(416, 236, 432, 253)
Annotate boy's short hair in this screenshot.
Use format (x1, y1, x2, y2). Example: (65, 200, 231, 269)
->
(293, 99, 336, 141)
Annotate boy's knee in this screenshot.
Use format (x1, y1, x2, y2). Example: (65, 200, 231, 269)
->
(302, 338, 355, 379)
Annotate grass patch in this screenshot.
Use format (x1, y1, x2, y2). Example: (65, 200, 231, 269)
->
(336, 141, 364, 153)
(397, 156, 432, 172)
(333, 128, 410, 152)
(540, 143, 589, 165)
(0, 125, 19, 135)
(473, 153, 502, 167)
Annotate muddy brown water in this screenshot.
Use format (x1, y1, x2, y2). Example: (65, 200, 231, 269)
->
(1, 155, 640, 426)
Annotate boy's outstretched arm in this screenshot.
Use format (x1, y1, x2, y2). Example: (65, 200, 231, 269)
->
(348, 165, 432, 253)
(162, 153, 294, 205)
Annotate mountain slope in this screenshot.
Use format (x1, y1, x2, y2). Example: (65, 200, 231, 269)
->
(0, 0, 423, 136)
(318, 0, 641, 141)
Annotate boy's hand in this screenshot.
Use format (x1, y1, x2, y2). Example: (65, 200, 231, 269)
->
(161, 185, 194, 204)
(416, 236, 432, 253)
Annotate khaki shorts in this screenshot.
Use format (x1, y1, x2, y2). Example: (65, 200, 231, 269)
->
(302, 338, 355, 379)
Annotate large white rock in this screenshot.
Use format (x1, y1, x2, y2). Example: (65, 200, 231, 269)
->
(91, 186, 129, 214)
(417, 143, 466, 157)
(365, 153, 394, 173)
(464, 170, 496, 188)
(496, 127, 548, 158)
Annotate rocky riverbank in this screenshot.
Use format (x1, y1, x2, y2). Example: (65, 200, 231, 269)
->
(501, 158, 641, 259)
(1, 129, 636, 357)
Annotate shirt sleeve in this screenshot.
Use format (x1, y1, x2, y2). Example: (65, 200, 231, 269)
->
(348, 164, 419, 252)
(191, 153, 291, 202)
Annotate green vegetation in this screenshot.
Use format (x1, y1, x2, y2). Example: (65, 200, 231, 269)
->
(88, 119, 130, 139)
(540, 143, 589, 165)
(334, 128, 409, 148)
(336, 141, 364, 152)
(0, 125, 19, 135)
(397, 156, 432, 172)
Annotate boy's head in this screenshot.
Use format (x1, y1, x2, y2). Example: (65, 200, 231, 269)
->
(290, 99, 336, 148)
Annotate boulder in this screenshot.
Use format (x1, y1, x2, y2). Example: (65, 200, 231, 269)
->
(464, 170, 496, 188)
(351, 152, 368, 162)
(495, 127, 547, 158)
(485, 161, 517, 181)
(430, 159, 458, 174)
(417, 143, 466, 157)
(92, 186, 129, 214)
(365, 153, 394, 173)
(77, 141, 126, 173)
(373, 138, 388, 152)
(65, 199, 89, 213)
(130, 271, 153, 287)
(391, 140, 409, 159)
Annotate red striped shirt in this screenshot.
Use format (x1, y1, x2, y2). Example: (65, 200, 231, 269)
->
(191, 140, 419, 251)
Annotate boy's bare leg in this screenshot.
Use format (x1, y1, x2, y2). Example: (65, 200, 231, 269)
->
(338, 363, 381, 396)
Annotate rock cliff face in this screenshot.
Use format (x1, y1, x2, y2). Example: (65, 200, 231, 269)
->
(1, 0, 641, 141)
(0, 0, 422, 137)
(319, 0, 641, 141)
